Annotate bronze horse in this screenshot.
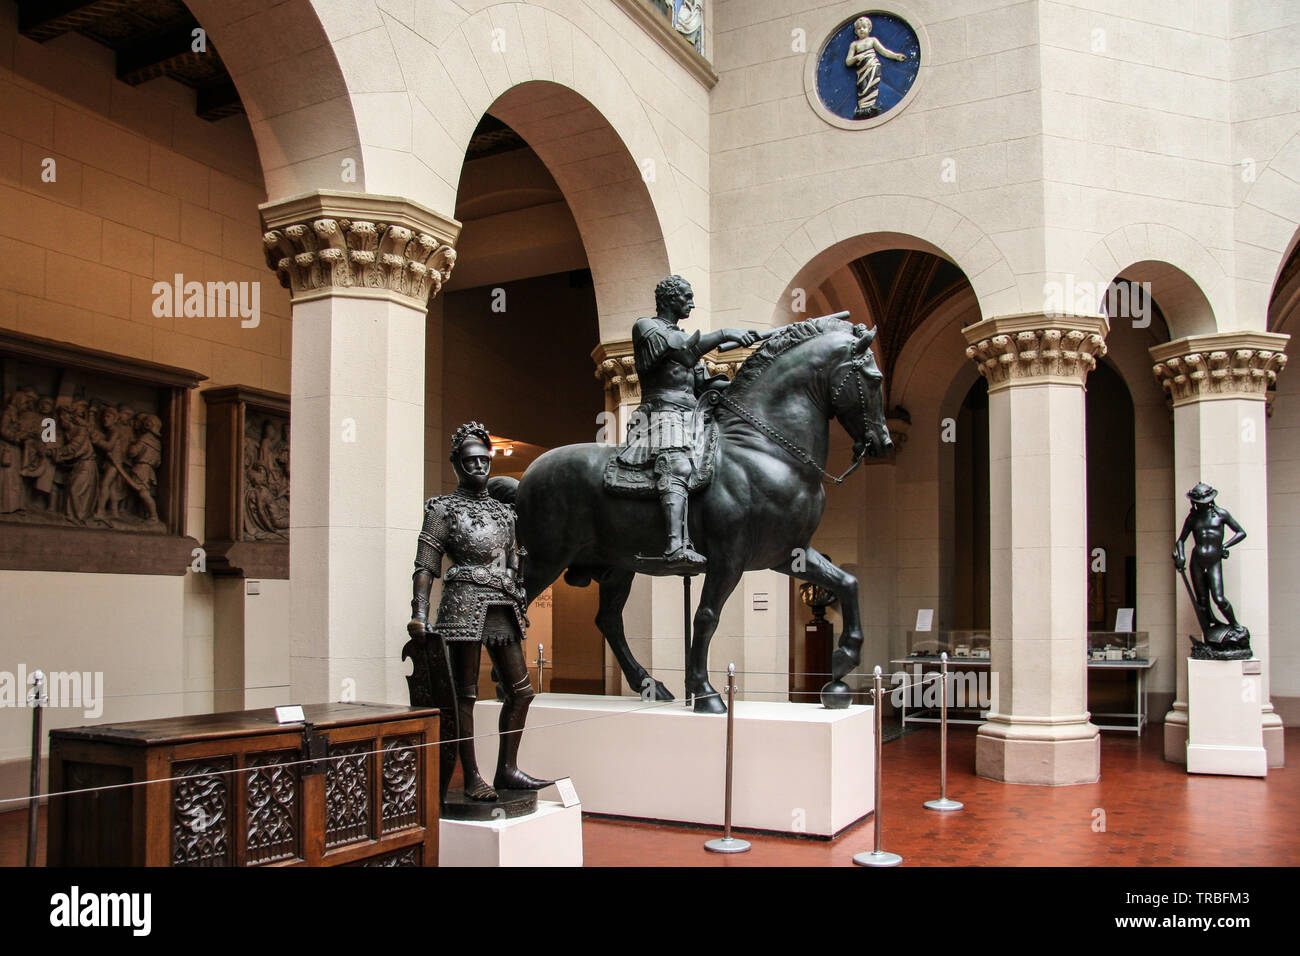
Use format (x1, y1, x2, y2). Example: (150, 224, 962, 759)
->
(511, 316, 891, 712)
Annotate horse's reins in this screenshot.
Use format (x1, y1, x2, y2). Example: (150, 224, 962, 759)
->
(711, 312, 878, 486)
(711, 390, 865, 485)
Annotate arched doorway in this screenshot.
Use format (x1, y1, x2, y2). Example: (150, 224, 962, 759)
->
(436, 84, 672, 698)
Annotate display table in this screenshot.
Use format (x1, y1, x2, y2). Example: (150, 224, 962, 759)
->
(891, 656, 991, 727)
(440, 800, 582, 866)
(474, 694, 873, 837)
(47, 702, 440, 867)
(1087, 657, 1157, 735)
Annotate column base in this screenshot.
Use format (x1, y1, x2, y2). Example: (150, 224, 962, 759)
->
(1263, 711, 1286, 769)
(1163, 706, 1188, 764)
(975, 718, 1100, 786)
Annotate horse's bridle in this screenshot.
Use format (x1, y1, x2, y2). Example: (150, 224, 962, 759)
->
(711, 355, 881, 486)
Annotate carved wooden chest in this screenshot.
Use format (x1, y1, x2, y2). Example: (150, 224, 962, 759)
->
(47, 702, 439, 867)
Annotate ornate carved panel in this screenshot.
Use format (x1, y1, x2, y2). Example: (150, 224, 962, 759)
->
(201, 385, 289, 578)
(245, 750, 300, 865)
(171, 757, 233, 867)
(0, 329, 203, 573)
(381, 736, 421, 833)
(359, 846, 421, 867)
(325, 741, 373, 848)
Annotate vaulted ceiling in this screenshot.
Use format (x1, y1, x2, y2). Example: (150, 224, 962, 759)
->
(849, 249, 970, 407)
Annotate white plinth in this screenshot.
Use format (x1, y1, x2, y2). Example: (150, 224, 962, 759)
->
(1186, 658, 1267, 777)
(439, 800, 583, 866)
(475, 694, 873, 837)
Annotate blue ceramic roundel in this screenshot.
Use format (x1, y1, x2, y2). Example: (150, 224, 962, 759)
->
(816, 12, 920, 122)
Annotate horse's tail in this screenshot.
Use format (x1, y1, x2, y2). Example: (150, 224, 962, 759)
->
(487, 475, 518, 503)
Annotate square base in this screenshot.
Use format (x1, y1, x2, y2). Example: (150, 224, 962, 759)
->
(1187, 658, 1267, 778)
(438, 800, 583, 867)
(474, 694, 873, 836)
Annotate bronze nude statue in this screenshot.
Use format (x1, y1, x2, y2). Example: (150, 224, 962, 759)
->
(1173, 482, 1252, 660)
(404, 422, 552, 812)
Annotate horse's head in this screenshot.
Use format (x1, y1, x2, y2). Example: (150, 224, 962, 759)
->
(830, 325, 892, 461)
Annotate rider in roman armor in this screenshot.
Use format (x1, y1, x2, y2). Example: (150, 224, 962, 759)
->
(619, 276, 759, 569)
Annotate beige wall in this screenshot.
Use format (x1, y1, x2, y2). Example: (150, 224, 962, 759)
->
(0, 11, 293, 789)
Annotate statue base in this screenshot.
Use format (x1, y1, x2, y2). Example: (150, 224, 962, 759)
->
(440, 800, 583, 866)
(473, 694, 873, 836)
(442, 788, 538, 821)
(1190, 623, 1251, 660)
(1186, 657, 1267, 777)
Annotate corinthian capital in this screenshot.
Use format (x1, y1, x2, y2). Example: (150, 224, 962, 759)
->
(1149, 332, 1288, 406)
(592, 340, 640, 406)
(260, 191, 460, 310)
(963, 314, 1109, 391)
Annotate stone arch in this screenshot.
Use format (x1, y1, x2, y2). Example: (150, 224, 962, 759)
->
(760, 196, 1020, 328)
(1079, 225, 1225, 338)
(475, 82, 672, 343)
(185, 0, 367, 203)
(274, 1, 689, 340)
(1239, 129, 1300, 325)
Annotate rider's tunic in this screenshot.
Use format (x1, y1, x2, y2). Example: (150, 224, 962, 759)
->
(414, 488, 527, 646)
(616, 315, 710, 467)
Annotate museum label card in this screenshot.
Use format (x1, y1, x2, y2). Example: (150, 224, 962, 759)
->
(915, 608, 933, 632)
(274, 705, 305, 724)
(554, 777, 581, 808)
(1115, 608, 1134, 632)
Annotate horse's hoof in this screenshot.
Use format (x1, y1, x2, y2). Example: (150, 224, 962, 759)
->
(690, 684, 726, 714)
(831, 644, 861, 680)
(820, 680, 852, 709)
(637, 675, 675, 701)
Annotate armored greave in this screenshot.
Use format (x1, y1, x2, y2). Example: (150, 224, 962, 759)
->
(486, 642, 553, 791)
(659, 479, 692, 553)
(450, 642, 495, 800)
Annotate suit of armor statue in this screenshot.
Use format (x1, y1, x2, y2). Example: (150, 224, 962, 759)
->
(617, 275, 758, 569)
(406, 421, 551, 804)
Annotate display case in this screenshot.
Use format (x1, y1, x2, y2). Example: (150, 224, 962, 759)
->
(891, 630, 992, 726)
(1086, 630, 1150, 662)
(902, 629, 992, 660)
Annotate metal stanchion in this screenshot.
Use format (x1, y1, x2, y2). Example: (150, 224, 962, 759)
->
(854, 665, 901, 867)
(534, 642, 549, 693)
(682, 575, 692, 707)
(925, 652, 963, 812)
(27, 670, 46, 867)
(705, 663, 750, 854)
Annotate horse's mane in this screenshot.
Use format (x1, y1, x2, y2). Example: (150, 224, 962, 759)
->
(728, 316, 854, 394)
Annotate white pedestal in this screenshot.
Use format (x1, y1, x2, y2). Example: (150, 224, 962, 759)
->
(475, 694, 873, 837)
(439, 800, 583, 867)
(1186, 658, 1267, 777)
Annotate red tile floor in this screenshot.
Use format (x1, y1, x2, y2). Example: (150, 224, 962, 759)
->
(3, 725, 1295, 866)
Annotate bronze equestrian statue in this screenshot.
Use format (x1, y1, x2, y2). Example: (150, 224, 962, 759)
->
(404, 422, 552, 807)
(1173, 482, 1252, 660)
(507, 294, 892, 712)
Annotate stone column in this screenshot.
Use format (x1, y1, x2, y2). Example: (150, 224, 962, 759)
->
(261, 191, 459, 705)
(1150, 332, 1288, 767)
(963, 314, 1108, 785)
